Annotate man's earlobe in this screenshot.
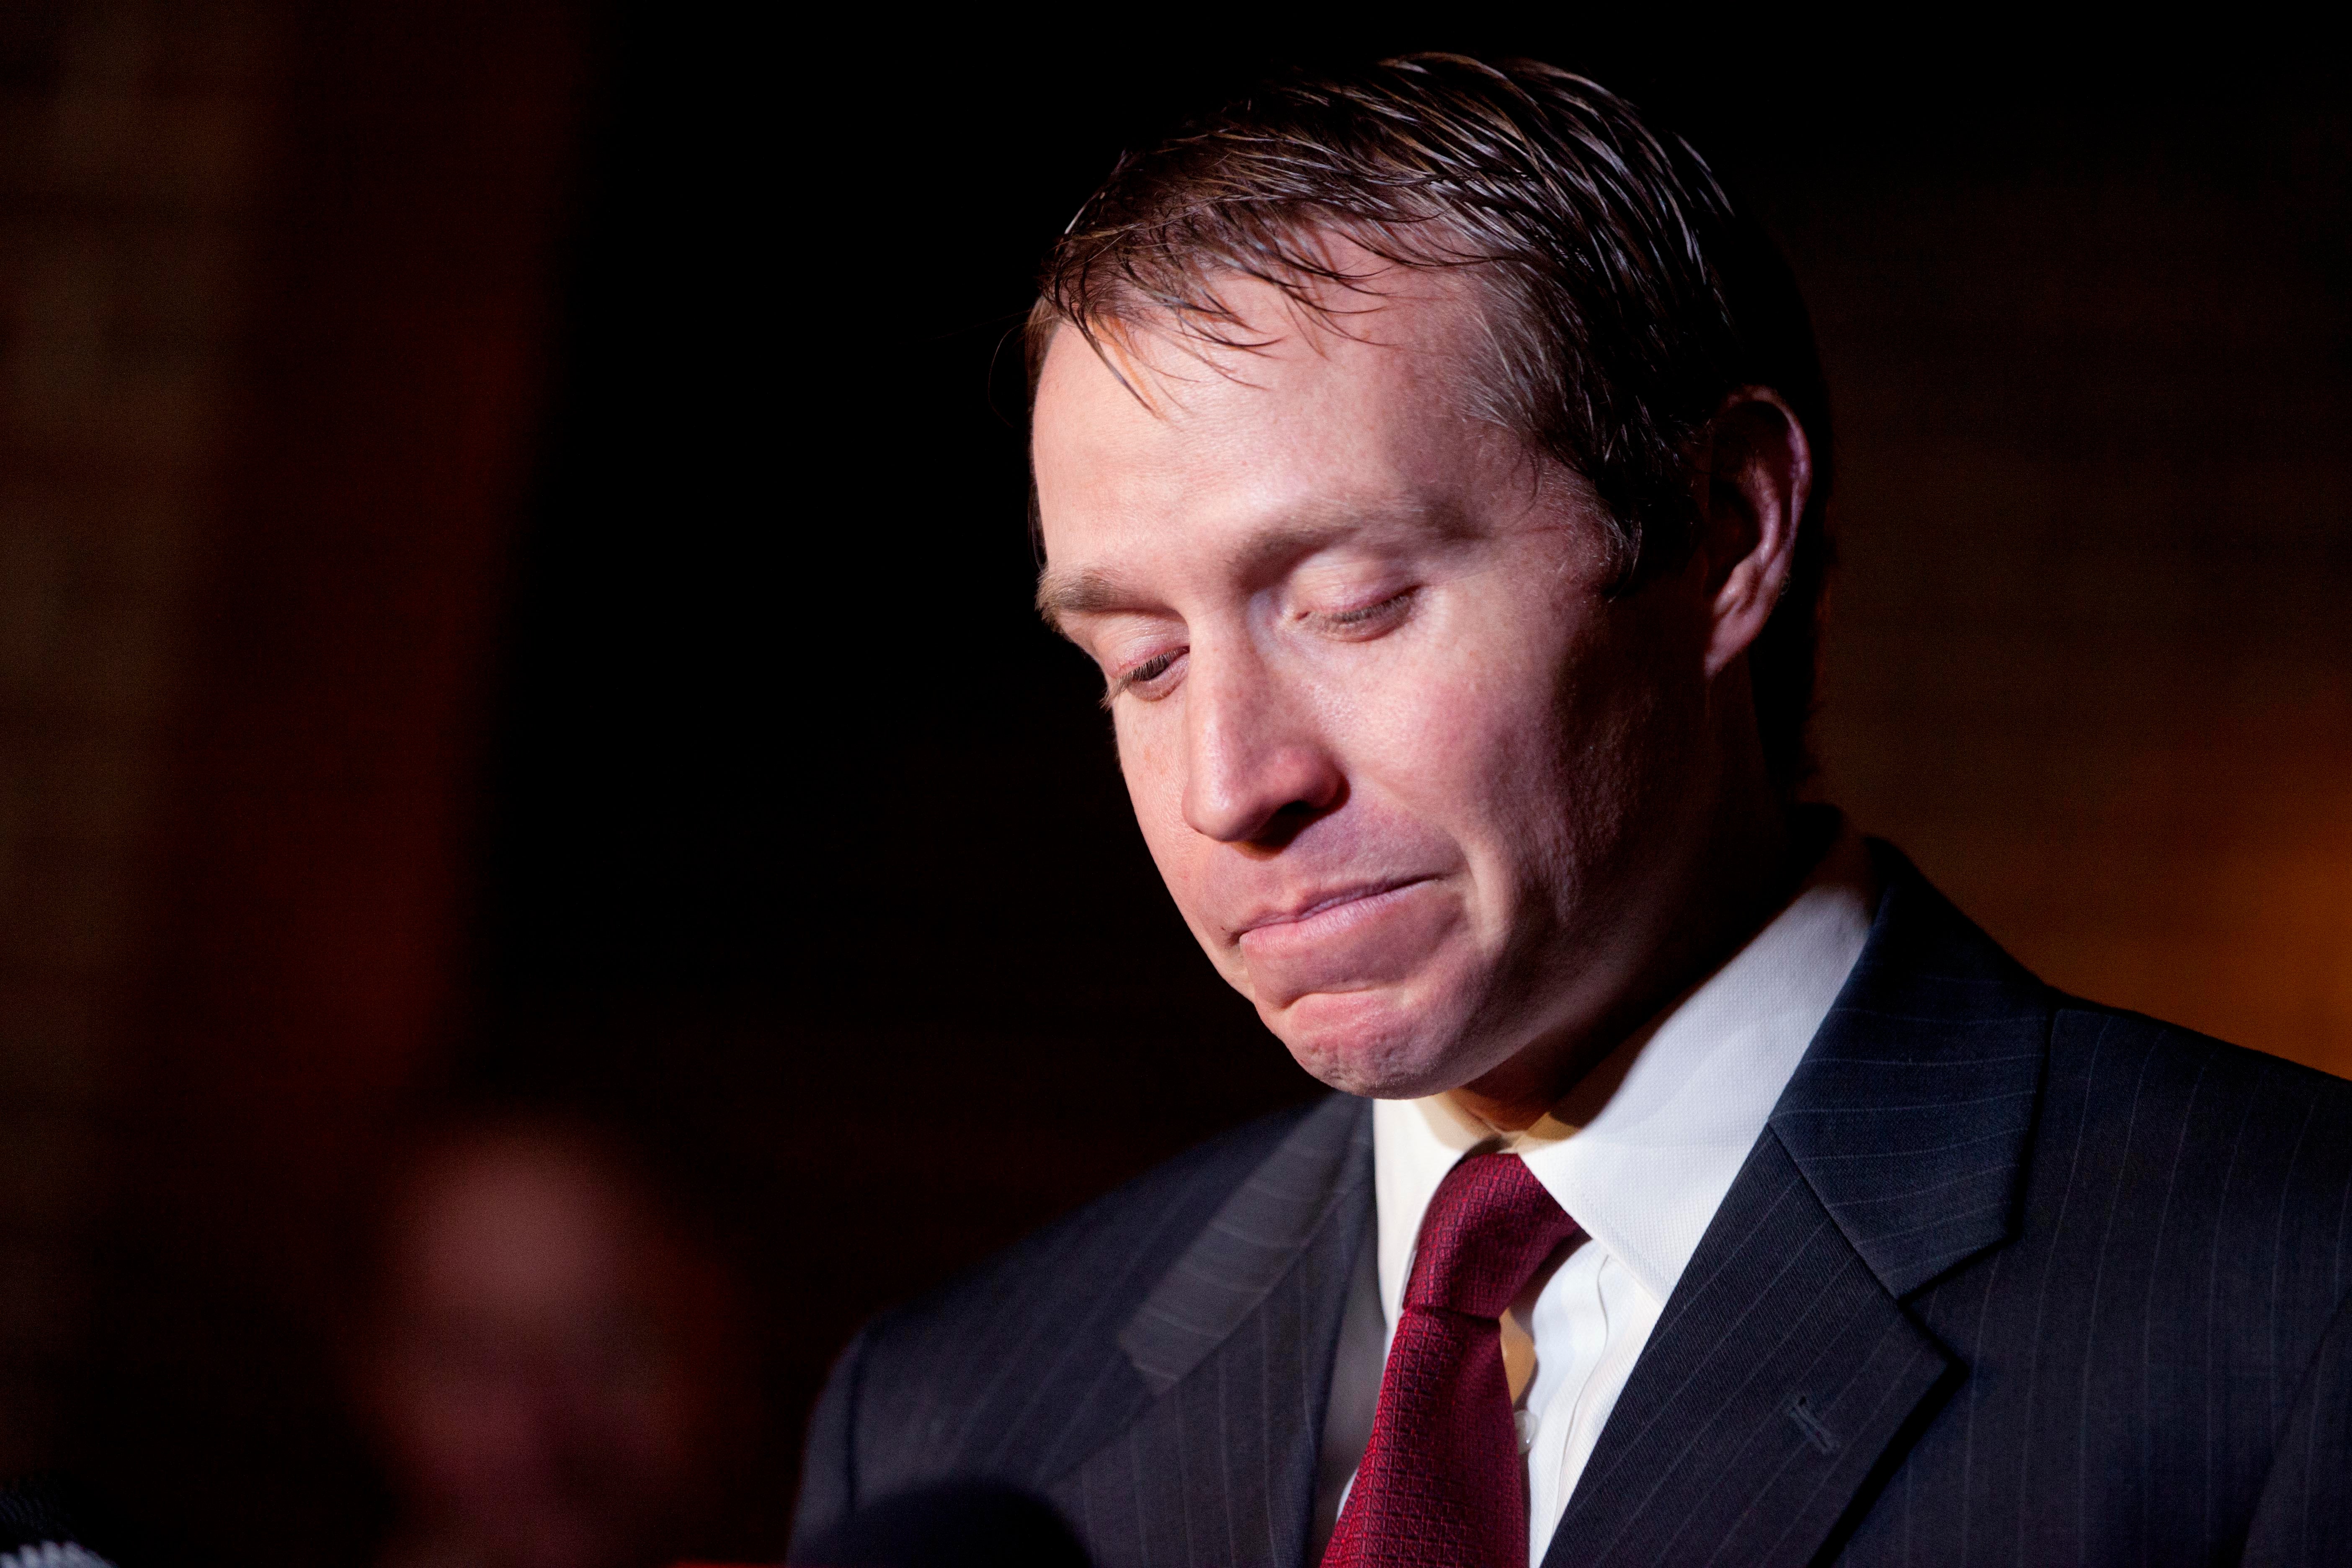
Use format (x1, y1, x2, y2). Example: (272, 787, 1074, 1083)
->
(1700, 388, 1810, 680)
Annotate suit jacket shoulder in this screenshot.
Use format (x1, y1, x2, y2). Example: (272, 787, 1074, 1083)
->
(792, 1092, 1374, 1558)
(1849, 995, 2352, 1566)
(1552, 845, 2352, 1568)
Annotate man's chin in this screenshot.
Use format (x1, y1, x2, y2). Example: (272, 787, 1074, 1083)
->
(1261, 986, 1475, 1100)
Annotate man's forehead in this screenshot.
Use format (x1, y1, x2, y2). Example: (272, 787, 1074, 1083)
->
(1033, 310, 1495, 533)
(1029, 257, 1542, 630)
(1039, 258, 1486, 415)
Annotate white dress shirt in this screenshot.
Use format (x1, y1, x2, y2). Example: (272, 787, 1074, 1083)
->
(1315, 826, 1879, 1566)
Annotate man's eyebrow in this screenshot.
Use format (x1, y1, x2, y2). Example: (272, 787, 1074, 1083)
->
(1035, 568, 1135, 628)
(1034, 526, 1341, 629)
(1222, 518, 1360, 580)
(1036, 508, 1467, 629)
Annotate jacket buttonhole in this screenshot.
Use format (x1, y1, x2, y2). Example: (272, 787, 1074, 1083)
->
(1785, 1393, 1841, 1456)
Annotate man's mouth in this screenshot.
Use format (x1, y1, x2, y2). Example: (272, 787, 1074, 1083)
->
(1234, 876, 1438, 940)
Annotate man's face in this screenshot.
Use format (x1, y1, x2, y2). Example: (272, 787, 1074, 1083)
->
(1033, 261, 1717, 1102)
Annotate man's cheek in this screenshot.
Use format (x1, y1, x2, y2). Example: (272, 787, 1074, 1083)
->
(1161, 851, 1252, 991)
(1354, 653, 1499, 760)
(1122, 772, 1219, 957)
(1114, 713, 1182, 826)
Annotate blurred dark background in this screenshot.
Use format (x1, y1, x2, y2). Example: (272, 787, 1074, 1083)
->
(0, 4, 2346, 1561)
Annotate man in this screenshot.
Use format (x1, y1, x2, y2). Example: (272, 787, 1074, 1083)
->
(792, 57, 2352, 1567)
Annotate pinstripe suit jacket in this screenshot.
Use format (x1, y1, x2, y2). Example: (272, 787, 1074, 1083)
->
(791, 846, 2352, 1566)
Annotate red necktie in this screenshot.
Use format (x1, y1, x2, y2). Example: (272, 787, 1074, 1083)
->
(1322, 1152, 1581, 1568)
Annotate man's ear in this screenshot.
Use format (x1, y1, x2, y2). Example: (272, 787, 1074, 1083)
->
(1693, 387, 1811, 680)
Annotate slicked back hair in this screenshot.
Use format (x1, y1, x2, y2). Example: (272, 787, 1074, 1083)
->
(1029, 54, 1834, 795)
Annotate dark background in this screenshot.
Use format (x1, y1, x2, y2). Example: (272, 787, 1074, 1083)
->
(1, 5, 2347, 1561)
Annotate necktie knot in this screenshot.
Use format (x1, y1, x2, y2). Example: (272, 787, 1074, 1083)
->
(1403, 1152, 1578, 1319)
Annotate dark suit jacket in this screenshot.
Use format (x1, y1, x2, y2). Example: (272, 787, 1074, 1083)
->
(792, 846, 2352, 1566)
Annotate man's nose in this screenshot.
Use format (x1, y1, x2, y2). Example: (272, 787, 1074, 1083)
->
(1179, 646, 1343, 846)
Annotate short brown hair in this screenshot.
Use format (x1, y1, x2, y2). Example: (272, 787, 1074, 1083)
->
(1030, 54, 1833, 794)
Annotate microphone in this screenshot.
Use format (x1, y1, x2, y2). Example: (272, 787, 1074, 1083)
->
(0, 1478, 121, 1568)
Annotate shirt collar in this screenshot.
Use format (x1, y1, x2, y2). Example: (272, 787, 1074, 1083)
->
(1372, 823, 1879, 1323)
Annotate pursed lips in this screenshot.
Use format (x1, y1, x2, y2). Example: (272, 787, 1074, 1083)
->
(1230, 876, 1438, 943)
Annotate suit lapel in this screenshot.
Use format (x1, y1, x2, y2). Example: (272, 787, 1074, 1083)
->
(1048, 1092, 1374, 1568)
(1546, 843, 2053, 1568)
(1116, 1091, 1375, 1397)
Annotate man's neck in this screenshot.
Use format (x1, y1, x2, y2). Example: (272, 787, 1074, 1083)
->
(1447, 801, 1834, 1133)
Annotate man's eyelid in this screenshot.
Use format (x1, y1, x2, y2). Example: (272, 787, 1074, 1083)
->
(1294, 581, 1419, 630)
(1334, 584, 1416, 616)
(1101, 646, 1186, 708)
(1068, 604, 1181, 661)
(1277, 537, 1428, 600)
